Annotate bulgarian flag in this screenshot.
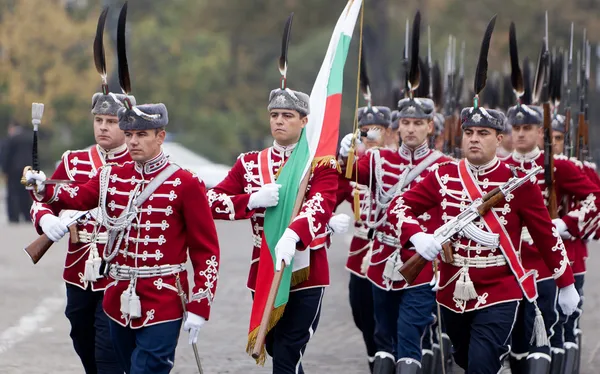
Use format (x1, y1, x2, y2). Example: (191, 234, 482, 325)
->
(247, 0, 363, 364)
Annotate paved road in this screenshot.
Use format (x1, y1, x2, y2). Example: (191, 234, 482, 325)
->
(0, 206, 599, 373)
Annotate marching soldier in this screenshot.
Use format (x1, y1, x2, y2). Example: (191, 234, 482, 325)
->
(206, 19, 340, 369)
(23, 5, 221, 373)
(496, 121, 512, 159)
(28, 9, 131, 373)
(385, 16, 581, 374)
(385, 110, 400, 150)
(336, 106, 392, 372)
(503, 104, 600, 373)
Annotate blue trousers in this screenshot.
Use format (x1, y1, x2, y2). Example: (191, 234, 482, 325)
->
(372, 284, 435, 361)
(348, 274, 377, 361)
(65, 283, 121, 374)
(443, 301, 519, 374)
(265, 287, 324, 374)
(564, 274, 585, 343)
(108, 319, 182, 374)
(511, 278, 560, 356)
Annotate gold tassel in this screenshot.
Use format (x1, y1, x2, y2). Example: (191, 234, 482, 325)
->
(312, 156, 340, 173)
(345, 145, 355, 179)
(246, 304, 287, 365)
(291, 267, 310, 287)
(353, 188, 361, 221)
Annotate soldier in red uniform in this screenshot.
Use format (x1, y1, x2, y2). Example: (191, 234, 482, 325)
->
(336, 105, 392, 372)
(207, 85, 338, 373)
(503, 104, 600, 374)
(385, 100, 581, 374)
(27, 11, 134, 373)
(24, 7, 220, 371)
(339, 96, 450, 374)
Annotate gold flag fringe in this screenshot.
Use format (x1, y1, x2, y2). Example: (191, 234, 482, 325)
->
(291, 266, 310, 287)
(246, 304, 287, 365)
(312, 155, 341, 173)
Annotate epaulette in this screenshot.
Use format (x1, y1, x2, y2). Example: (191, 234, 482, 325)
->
(436, 160, 456, 167)
(567, 156, 584, 169)
(584, 160, 597, 170)
(237, 150, 259, 160)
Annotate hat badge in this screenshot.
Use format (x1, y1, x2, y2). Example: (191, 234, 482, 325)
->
(472, 113, 482, 123)
(516, 112, 524, 119)
(101, 100, 110, 109)
(274, 95, 288, 106)
(406, 106, 416, 114)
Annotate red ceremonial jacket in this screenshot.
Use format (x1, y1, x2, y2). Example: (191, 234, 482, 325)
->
(348, 142, 451, 291)
(504, 149, 600, 282)
(388, 157, 574, 313)
(30, 151, 220, 328)
(336, 175, 375, 278)
(30, 144, 131, 291)
(207, 142, 338, 292)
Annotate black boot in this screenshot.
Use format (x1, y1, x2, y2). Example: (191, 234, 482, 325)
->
(526, 353, 551, 374)
(441, 333, 453, 372)
(395, 358, 421, 374)
(549, 349, 565, 374)
(574, 332, 582, 374)
(373, 353, 395, 374)
(420, 350, 434, 374)
(563, 342, 579, 374)
(509, 353, 528, 374)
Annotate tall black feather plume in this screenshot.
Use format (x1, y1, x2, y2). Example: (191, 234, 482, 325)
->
(432, 61, 443, 108)
(509, 22, 524, 99)
(415, 57, 430, 98)
(474, 15, 497, 100)
(117, 2, 131, 100)
(501, 74, 513, 109)
(279, 13, 294, 89)
(359, 36, 371, 104)
(94, 7, 109, 93)
(408, 11, 421, 94)
(532, 42, 546, 104)
(522, 57, 532, 105)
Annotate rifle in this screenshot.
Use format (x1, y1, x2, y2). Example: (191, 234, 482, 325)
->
(399, 166, 543, 284)
(564, 23, 574, 158)
(23, 210, 89, 264)
(540, 12, 558, 218)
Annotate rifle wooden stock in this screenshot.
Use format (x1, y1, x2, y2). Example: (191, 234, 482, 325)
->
(23, 234, 55, 264)
(576, 112, 585, 159)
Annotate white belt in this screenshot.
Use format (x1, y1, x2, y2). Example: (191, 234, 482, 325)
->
(109, 263, 186, 280)
(374, 231, 400, 247)
(353, 227, 371, 241)
(451, 254, 507, 268)
(78, 231, 108, 244)
(521, 227, 533, 243)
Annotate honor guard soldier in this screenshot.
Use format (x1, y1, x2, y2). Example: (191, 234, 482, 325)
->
(503, 102, 600, 374)
(336, 106, 392, 372)
(207, 14, 339, 370)
(23, 5, 221, 373)
(339, 12, 451, 373)
(386, 110, 400, 150)
(386, 16, 580, 374)
(28, 9, 131, 373)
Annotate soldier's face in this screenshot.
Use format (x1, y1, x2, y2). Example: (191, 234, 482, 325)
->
(552, 130, 565, 155)
(94, 115, 125, 150)
(462, 127, 502, 165)
(511, 124, 542, 153)
(398, 118, 433, 149)
(500, 132, 513, 151)
(269, 109, 308, 146)
(359, 124, 386, 149)
(124, 129, 166, 162)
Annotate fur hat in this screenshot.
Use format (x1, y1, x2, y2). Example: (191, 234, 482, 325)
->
(358, 106, 391, 128)
(397, 98, 435, 120)
(91, 93, 136, 117)
(551, 114, 566, 133)
(268, 88, 310, 116)
(118, 103, 168, 131)
(390, 110, 400, 130)
(506, 104, 543, 126)
(460, 107, 505, 132)
(433, 112, 445, 136)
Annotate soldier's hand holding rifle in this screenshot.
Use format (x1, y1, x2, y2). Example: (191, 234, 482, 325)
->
(409, 232, 442, 261)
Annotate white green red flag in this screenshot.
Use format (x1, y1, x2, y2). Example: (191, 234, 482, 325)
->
(247, 0, 363, 364)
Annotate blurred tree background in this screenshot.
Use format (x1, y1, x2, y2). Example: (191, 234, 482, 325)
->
(1, 0, 599, 168)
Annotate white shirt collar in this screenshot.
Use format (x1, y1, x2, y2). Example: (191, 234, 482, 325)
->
(272, 140, 297, 158)
(512, 147, 541, 162)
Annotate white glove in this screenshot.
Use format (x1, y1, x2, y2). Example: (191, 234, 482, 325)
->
(183, 312, 206, 345)
(39, 214, 69, 242)
(275, 228, 299, 271)
(248, 183, 281, 210)
(429, 270, 440, 291)
(552, 219, 572, 240)
(339, 133, 360, 157)
(329, 214, 351, 234)
(410, 232, 442, 261)
(558, 284, 580, 316)
(360, 248, 372, 275)
(24, 170, 47, 192)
